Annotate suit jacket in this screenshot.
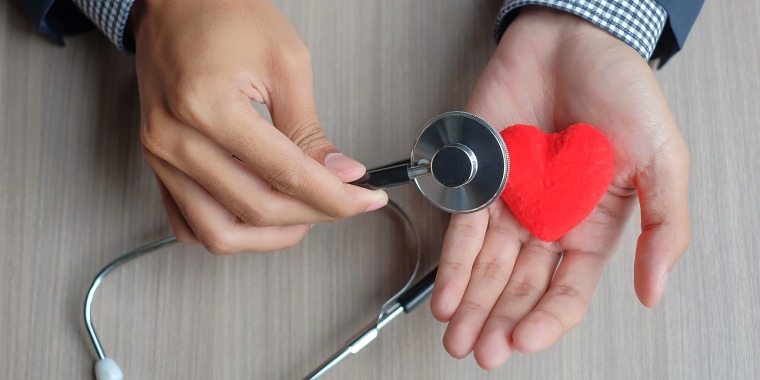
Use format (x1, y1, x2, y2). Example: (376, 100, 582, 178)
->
(17, 0, 703, 65)
(16, 0, 92, 45)
(653, 0, 705, 65)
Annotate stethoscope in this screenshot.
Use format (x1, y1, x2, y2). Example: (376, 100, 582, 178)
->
(351, 111, 509, 213)
(84, 111, 509, 380)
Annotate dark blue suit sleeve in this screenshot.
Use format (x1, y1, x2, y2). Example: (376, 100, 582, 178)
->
(15, 0, 93, 45)
(652, 0, 705, 66)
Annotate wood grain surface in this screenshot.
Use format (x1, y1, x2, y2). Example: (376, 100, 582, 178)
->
(1, 1, 758, 379)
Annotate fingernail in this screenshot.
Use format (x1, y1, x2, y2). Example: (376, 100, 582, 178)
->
(325, 153, 364, 179)
(364, 196, 388, 213)
(657, 271, 669, 296)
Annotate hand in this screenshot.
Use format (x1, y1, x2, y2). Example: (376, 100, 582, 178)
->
(131, 0, 387, 253)
(430, 8, 690, 369)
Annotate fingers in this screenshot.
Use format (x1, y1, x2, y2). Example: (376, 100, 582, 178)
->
(269, 71, 367, 182)
(469, 240, 560, 369)
(430, 210, 489, 322)
(146, 149, 310, 254)
(634, 139, 691, 307)
(155, 177, 198, 244)
(441, 205, 521, 359)
(267, 51, 336, 164)
(510, 250, 607, 354)
(141, 57, 385, 224)
(203, 98, 387, 219)
(153, 119, 341, 226)
(133, 0, 374, 252)
(324, 153, 367, 183)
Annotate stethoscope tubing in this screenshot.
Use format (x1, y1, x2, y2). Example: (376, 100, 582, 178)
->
(83, 201, 434, 379)
(84, 235, 178, 360)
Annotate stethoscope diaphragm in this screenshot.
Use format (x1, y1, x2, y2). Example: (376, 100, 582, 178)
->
(352, 111, 509, 213)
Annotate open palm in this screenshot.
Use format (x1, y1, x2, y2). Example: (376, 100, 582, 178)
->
(430, 8, 690, 370)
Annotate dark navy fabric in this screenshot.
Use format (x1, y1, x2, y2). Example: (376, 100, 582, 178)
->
(15, 0, 93, 46)
(652, 0, 705, 66)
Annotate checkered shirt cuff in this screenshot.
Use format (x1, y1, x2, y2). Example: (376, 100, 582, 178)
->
(70, 0, 135, 51)
(495, 0, 667, 60)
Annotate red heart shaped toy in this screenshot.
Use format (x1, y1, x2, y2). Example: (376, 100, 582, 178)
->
(499, 124, 614, 242)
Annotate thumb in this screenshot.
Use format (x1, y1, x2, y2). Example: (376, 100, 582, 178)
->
(268, 68, 366, 183)
(633, 137, 691, 308)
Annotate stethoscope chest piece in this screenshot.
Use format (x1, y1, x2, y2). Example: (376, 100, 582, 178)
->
(350, 111, 509, 213)
(411, 111, 508, 213)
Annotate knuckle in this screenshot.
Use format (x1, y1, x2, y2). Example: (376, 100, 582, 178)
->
(458, 300, 490, 316)
(447, 223, 481, 243)
(443, 337, 470, 359)
(173, 228, 199, 245)
(168, 77, 231, 131)
(524, 243, 557, 257)
(504, 280, 544, 299)
(546, 284, 589, 327)
(170, 80, 204, 118)
(329, 204, 357, 219)
(198, 230, 238, 255)
(235, 197, 278, 227)
(471, 259, 510, 283)
(140, 118, 169, 157)
(237, 206, 267, 227)
(260, 227, 309, 252)
(486, 223, 514, 238)
(267, 163, 309, 196)
(487, 313, 519, 326)
(204, 242, 232, 256)
(281, 228, 309, 249)
(288, 120, 331, 155)
(439, 260, 468, 276)
(534, 306, 576, 331)
(548, 283, 587, 304)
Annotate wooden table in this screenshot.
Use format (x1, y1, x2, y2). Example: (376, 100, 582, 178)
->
(1, 1, 758, 379)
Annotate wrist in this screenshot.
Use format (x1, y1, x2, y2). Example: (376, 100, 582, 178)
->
(128, 0, 151, 42)
(497, 1, 667, 61)
(497, 6, 634, 67)
(511, 7, 607, 45)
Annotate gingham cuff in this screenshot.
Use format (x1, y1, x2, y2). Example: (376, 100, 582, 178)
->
(70, 0, 136, 51)
(495, 0, 667, 61)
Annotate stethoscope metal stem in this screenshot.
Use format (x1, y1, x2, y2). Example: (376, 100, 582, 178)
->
(84, 235, 178, 360)
(304, 267, 438, 379)
(304, 304, 404, 380)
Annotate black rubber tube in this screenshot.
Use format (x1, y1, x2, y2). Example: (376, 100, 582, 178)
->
(350, 160, 411, 190)
(397, 266, 437, 312)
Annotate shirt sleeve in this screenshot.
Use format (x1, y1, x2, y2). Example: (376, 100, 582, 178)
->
(494, 0, 668, 61)
(68, 0, 136, 51)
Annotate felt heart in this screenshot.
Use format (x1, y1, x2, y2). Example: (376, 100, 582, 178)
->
(499, 124, 613, 242)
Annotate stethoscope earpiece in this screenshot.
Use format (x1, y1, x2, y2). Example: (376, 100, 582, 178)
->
(352, 111, 509, 213)
(95, 357, 123, 380)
